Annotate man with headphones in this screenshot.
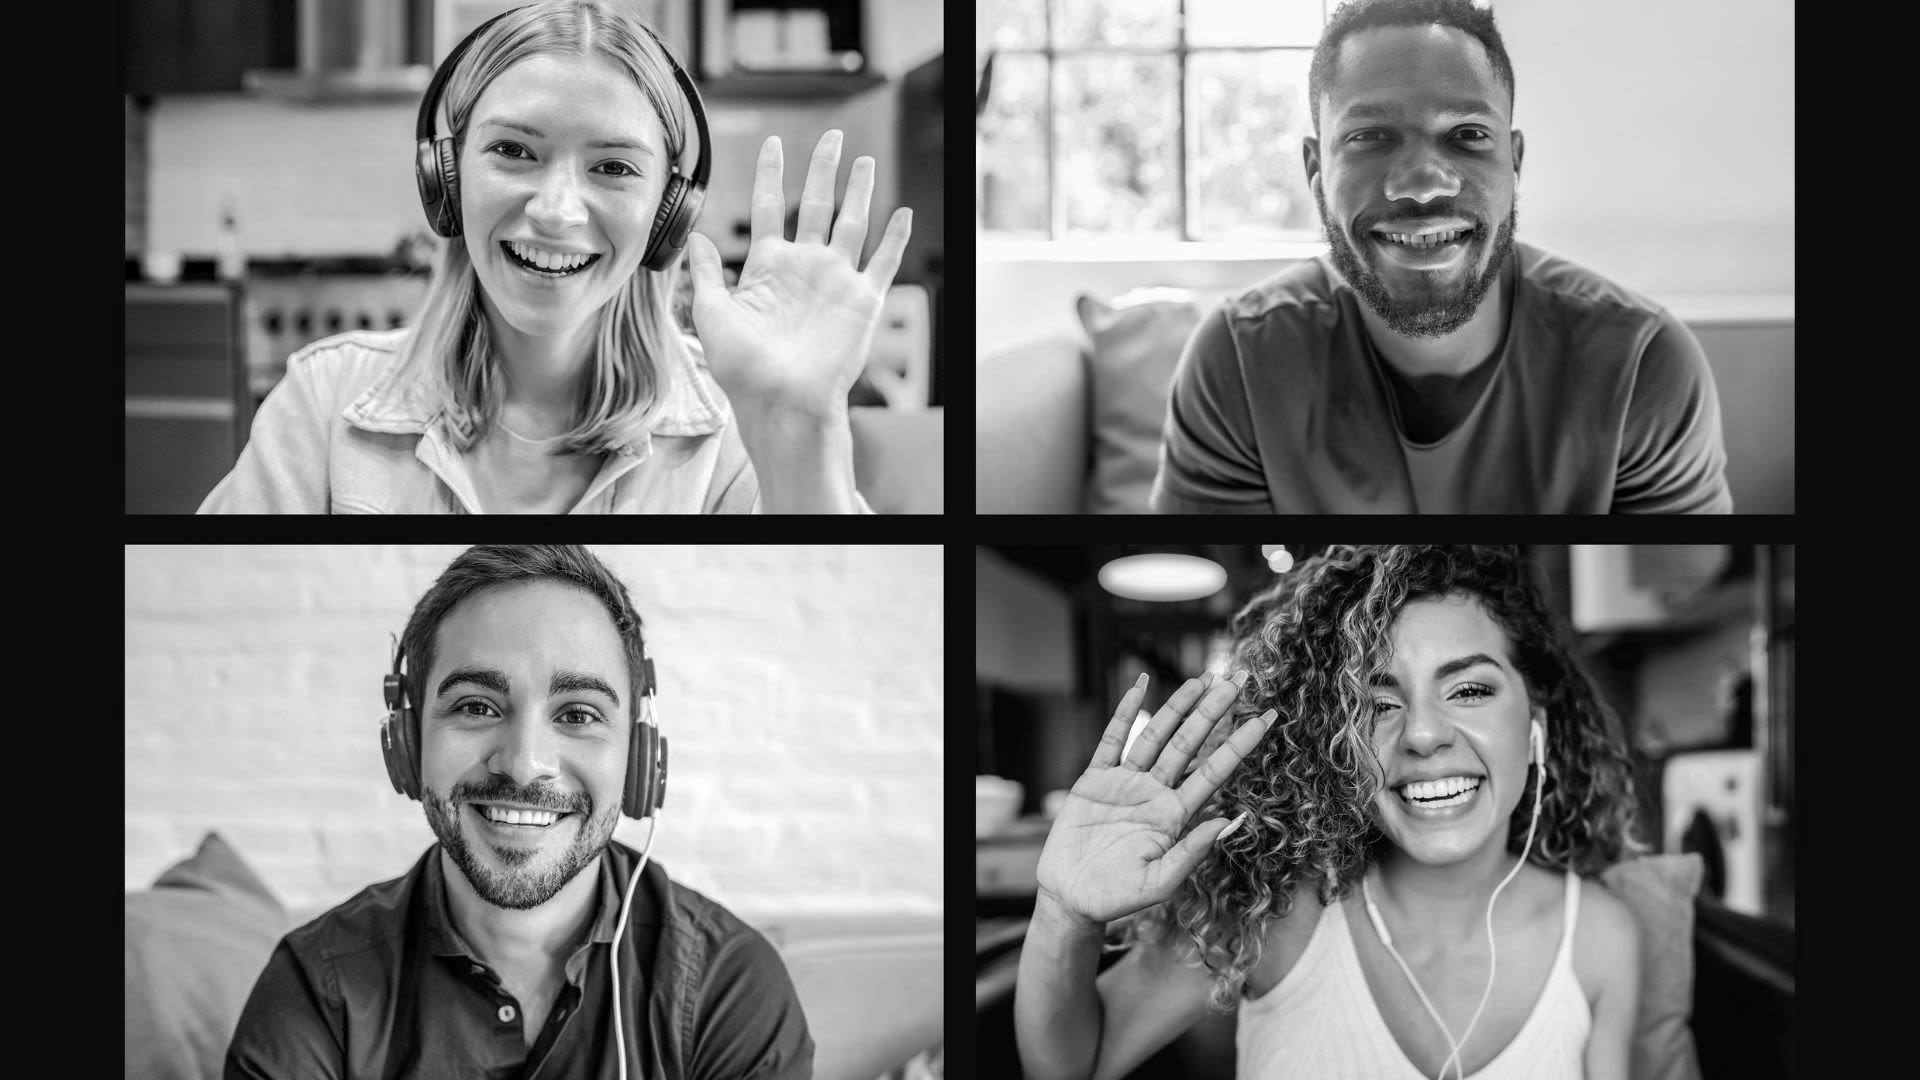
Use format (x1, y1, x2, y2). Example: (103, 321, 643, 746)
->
(225, 546, 812, 1079)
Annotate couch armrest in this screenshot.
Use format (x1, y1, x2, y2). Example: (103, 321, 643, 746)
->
(977, 336, 1089, 513)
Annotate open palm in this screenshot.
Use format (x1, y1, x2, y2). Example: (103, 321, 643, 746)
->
(688, 132, 911, 420)
(1035, 672, 1276, 925)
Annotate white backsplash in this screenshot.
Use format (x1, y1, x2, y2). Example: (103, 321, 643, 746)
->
(141, 91, 900, 263)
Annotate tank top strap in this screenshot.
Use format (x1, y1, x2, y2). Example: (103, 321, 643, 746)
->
(1554, 869, 1581, 972)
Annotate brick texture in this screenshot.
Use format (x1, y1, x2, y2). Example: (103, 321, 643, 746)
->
(125, 545, 944, 922)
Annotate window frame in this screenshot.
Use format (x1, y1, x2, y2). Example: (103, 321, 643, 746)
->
(981, 0, 1337, 245)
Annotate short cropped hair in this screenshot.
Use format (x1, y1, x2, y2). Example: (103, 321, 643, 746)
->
(1308, 0, 1516, 140)
(400, 545, 648, 719)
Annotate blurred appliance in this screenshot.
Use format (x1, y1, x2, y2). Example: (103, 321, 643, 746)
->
(243, 274, 431, 401)
(896, 51, 943, 405)
(243, 0, 433, 104)
(865, 284, 931, 410)
(1570, 545, 1734, 631)
(1664, 749, 1764, 916)
(126, 283, 253, 514)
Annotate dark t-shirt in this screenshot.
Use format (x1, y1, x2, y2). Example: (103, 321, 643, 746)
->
(224, 841, 813, 1080)
(1150, 241, 1733, 513)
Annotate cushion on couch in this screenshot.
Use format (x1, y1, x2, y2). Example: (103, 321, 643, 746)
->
(1074, 289, 1203, 513)
(850, 405, 945, 514)
(126, 831, 293, 1080)
(975, 333, 1089, 513)
(1600, 852, 1706, 1080)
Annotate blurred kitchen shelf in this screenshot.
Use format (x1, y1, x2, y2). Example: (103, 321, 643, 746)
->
(698, 71, 883, 100)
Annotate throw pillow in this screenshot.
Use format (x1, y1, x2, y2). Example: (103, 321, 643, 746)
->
(1075, 289, 1202, 514)
(1600, 852, 1706, 1080)
(125, 831, 292, 1080)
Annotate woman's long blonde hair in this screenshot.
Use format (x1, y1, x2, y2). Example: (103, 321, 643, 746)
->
(397, 0, 693, 455)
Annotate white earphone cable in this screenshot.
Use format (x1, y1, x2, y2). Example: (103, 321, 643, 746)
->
(1366, 725, 1546, 1080)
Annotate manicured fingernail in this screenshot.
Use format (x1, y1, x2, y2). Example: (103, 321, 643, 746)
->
(1134, 672, 1148, 690)
(1233, 669, 1251, 687)
(1262, 709, 1278, 726)
(1199, 671, 1215, 689)
(1217, 811, 1250, 841)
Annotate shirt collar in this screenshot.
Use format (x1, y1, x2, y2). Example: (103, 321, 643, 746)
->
(343, 333, 732, 452)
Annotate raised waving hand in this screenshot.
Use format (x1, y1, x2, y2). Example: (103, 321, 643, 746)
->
(1035, 670, 1277, 926)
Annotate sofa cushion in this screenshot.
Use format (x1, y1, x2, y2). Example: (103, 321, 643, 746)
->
(1601, 852, 1705, 1080)
(976, 333, 1089, 513)
(850, 405, 944, 514)
(126, 831, 292, 1080)
(1074, 290, 1202, 513)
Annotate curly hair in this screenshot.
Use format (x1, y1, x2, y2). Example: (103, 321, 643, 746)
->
(1124, 545, 1647, 1010)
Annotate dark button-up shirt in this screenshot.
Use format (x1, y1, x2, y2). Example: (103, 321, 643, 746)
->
(224, 840, 812, 1080)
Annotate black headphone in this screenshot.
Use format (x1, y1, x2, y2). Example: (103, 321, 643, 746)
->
(380, 633, 667, 820)
(413, 4, 712, 272)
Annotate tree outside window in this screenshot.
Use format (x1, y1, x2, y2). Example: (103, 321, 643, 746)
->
(978, 0, 1342, 241)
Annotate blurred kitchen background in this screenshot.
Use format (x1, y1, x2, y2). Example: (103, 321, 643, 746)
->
(126, 0, 945, 513)
(976, 543, 1794, 1079)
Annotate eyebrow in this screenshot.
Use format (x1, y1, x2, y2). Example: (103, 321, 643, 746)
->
(549, 669, 620, 707)
(478, 117, 654, 155)
(434, 666, 620, 707)
(1369, 652, 1503, 689)
(437, 666, 511, 699)
(1339, 100, 1499, 127)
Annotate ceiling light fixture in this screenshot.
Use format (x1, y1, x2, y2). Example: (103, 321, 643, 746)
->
(1097, 553, 1227, 602)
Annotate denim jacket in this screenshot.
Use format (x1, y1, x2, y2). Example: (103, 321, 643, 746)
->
(198, 328, 864, 514)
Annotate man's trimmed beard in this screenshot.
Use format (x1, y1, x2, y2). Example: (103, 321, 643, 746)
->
(423, 785, 620, 910)
(1316, 183, 1519, 341)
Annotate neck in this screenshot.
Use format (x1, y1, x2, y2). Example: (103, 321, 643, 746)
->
(439, 848, 602, 978)
(1370, 842, 1527, 943)
(1363, 255, 1512, 379)
(482, 302, 598, 438)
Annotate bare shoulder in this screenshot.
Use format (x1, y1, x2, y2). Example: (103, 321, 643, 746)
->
(1243, 878, 1330, 999)
(1573, 876, 1642, 1006)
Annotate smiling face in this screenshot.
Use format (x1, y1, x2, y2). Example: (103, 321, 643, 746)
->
(1304, 24, 1524, 339)
(418, 579, 632, 910)
(460, 52, 670, 339)
(1366, 592, 1541, 866)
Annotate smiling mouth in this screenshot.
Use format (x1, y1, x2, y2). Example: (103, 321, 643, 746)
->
(1370, 225, 1477, 253)
(500, 242, 601, 276)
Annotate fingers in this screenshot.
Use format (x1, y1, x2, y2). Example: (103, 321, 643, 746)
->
(748, 136, 786, 250)
(1178, 708, 1278, 819)
(862, 207, 911, 290)
(1148, 813, 1244, 898)
(1121, 673, 1215, 771)
(1148, 669, 1252, 787)
(685, 231, 725, 301)
(794, 130, 844, 245)
(1089, 673, 1149, 769)
(829, 155, 875, 262)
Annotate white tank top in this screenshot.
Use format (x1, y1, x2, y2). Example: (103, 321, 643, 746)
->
(1235, 871, 1590, 1079)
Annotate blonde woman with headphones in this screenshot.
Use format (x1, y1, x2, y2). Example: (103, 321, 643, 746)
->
(200, 1, 909, 514)
(1017, 546, 1648, 1080)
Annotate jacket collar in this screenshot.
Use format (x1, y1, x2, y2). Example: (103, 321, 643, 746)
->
(342, 331, 732, 452)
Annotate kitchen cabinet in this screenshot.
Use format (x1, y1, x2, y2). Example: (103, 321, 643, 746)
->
(126, 0, 298, 96)
(126, 283, 252, 514)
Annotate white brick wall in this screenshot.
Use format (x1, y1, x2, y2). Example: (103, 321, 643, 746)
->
(125, 545, 943, 923)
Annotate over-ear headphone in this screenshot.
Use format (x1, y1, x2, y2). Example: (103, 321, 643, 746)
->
(414, 4, 712, 272)
(379, 632, 668, 820)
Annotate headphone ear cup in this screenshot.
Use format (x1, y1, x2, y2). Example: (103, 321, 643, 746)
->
(382, 705, 421, 801)
(643, 174, 688, 271)
(435, 137, 462, 237)
(624, 719, 658, 818)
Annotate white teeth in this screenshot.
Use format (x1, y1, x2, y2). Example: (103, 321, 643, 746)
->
(1401, 776, 1480, 800)
(508, 242, 590, 270)
(481, 806, 561, 826)
(1381, 228, 1465, 249)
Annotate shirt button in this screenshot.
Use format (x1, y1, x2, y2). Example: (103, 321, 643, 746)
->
(498, 1004, 517, 1024)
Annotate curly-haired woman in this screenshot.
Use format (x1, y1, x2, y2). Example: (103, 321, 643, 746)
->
(1016, 546, 1646, 1080)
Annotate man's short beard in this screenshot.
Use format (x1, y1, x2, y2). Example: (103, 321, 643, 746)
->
(422, 785, 620, 910)
(1316, 184, 1519, 341)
